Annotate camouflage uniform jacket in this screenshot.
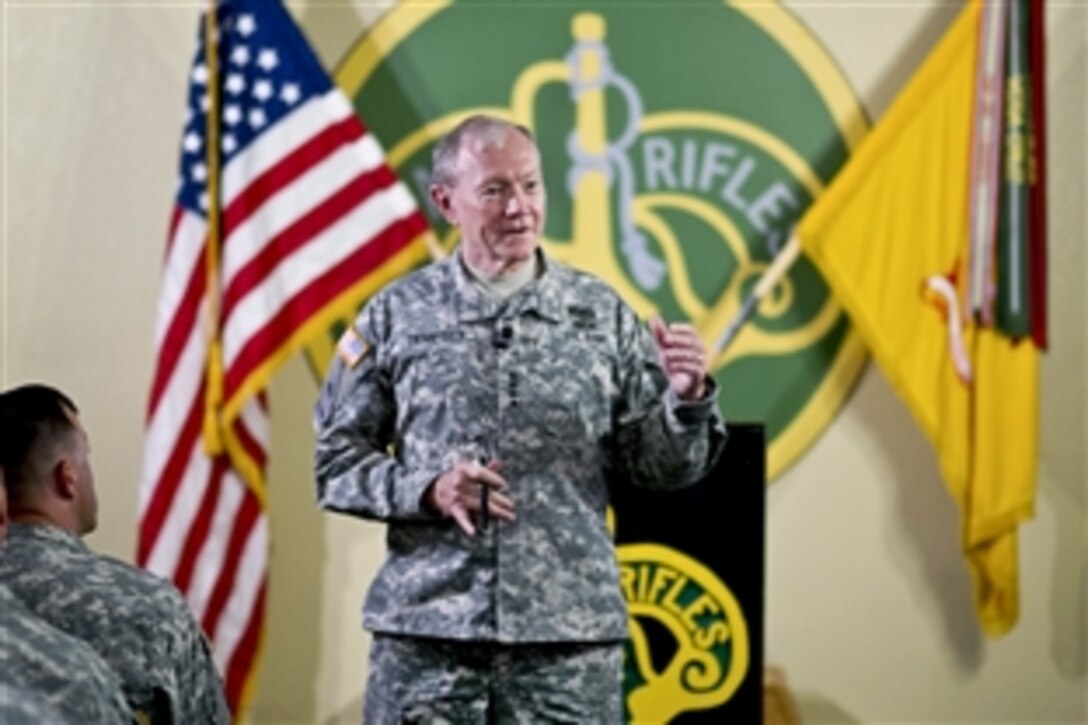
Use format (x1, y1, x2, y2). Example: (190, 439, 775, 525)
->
(0, 683, 67, 725)
(0, 523, 230, 723)
(314, 251, 726, 642)
(0, 584, 133, 723)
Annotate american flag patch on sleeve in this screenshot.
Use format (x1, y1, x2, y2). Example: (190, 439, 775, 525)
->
(336, 328, 371, 368)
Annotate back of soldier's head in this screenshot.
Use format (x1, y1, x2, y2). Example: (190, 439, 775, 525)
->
(0, 384, 80, 507)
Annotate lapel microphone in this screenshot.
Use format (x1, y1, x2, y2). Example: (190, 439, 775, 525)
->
(492, 322, 514, 350)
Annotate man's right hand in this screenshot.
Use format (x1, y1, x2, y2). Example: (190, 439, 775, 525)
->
(424, 459, 515, 536)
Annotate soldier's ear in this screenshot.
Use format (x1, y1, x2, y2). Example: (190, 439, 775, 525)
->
(429, 184, 458, 225)
(52, 458, 78, 501)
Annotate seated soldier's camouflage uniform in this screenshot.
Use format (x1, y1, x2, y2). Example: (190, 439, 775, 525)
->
(0, 584, 133, 724)
(0, 523, 230, 724)
(0, 683, 66, 725)
(315, 251, 726, 644)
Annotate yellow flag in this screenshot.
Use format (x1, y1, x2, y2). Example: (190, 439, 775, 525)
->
(796, 1, 1038, 636)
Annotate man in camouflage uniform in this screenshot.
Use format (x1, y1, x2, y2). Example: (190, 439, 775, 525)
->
(0, 467, 134, 724)
(315, 115, 726, 722)
(0, 683, 66, 725)
(0, 384, 230, 724)
(0, 584, 136, 724)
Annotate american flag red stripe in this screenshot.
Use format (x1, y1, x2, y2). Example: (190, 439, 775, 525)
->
(223, 212, 429, 398)
(224, 580, 266, 706)
(137, 384, 204, 566)
(219, 164, 399, 321)
(147, 214, 207, 417)
(171, 456, 228, 593)
(201, 489, 262, 636)
(138, 0, 433, 714)
(166, 205, 185, 255)
(220, 117, 365, 235)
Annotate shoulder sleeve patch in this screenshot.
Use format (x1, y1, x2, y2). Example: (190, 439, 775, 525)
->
(336, 327, 371, 368)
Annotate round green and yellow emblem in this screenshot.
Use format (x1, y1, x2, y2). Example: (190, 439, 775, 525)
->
(320, 0, 869, 479)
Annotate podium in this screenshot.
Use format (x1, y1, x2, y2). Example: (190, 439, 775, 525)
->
(612, 423, 765, 723)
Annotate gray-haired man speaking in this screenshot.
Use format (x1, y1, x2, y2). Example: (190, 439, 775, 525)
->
(314, 115, 726, 722)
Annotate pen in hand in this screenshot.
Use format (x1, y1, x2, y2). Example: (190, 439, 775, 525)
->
(478, 456, 490, 532)
(428, 456, 511, 537)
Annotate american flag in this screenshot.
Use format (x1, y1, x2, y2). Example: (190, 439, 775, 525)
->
(137, 0, 431, 712)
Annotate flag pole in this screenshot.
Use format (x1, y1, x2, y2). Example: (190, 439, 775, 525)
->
(1027, 0, 1047, 349)
(711, 234, 802, 355)
(202, 0, 225, 455)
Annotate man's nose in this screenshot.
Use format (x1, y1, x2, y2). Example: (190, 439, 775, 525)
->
(504, 188, 527, 215)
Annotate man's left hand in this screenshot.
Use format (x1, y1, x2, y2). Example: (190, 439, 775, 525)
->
(649, 317, 709, 401)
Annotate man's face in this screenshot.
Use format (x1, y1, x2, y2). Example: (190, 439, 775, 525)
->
(64, 410, 98, 535)
(433, 129, 546, 274)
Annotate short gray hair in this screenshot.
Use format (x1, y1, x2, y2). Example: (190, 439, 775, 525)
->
(431, 115, 535, 188)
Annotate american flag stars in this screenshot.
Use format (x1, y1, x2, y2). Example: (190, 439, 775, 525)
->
(225, 73, 245, 96)
(280, 83, 301, 105)
(252, 79, 273, 102)
(182, 131, 201, 154)
(235, 12, 256, 37)
(223, 105, 242, 126)
(176, 6, 322, 215)
(256, 48, 279, 72)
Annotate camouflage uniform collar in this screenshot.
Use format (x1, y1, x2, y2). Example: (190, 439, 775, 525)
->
(6, 522, 88, 552)
(451, 248, 564, 323)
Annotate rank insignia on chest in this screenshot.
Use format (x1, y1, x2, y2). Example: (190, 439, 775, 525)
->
(336, 327, 371, 368)
(567, 305, 597, 330)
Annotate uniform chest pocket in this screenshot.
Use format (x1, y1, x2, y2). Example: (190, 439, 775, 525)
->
(395, 338, 481, 431)
(523, 331, 614, 441)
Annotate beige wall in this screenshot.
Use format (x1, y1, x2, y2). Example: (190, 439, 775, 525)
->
(2, 1, 1084, 723)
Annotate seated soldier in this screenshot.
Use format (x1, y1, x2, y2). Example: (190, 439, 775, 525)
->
(0, 384, 230, 724)
(0, 466, 134, 724)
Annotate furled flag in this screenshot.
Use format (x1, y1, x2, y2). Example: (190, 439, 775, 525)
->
(1026, 0, 1047, 349)
(796, 1, 1041, 636)
(137, 0, 432, 713)
(966, 0, 1048, 343)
